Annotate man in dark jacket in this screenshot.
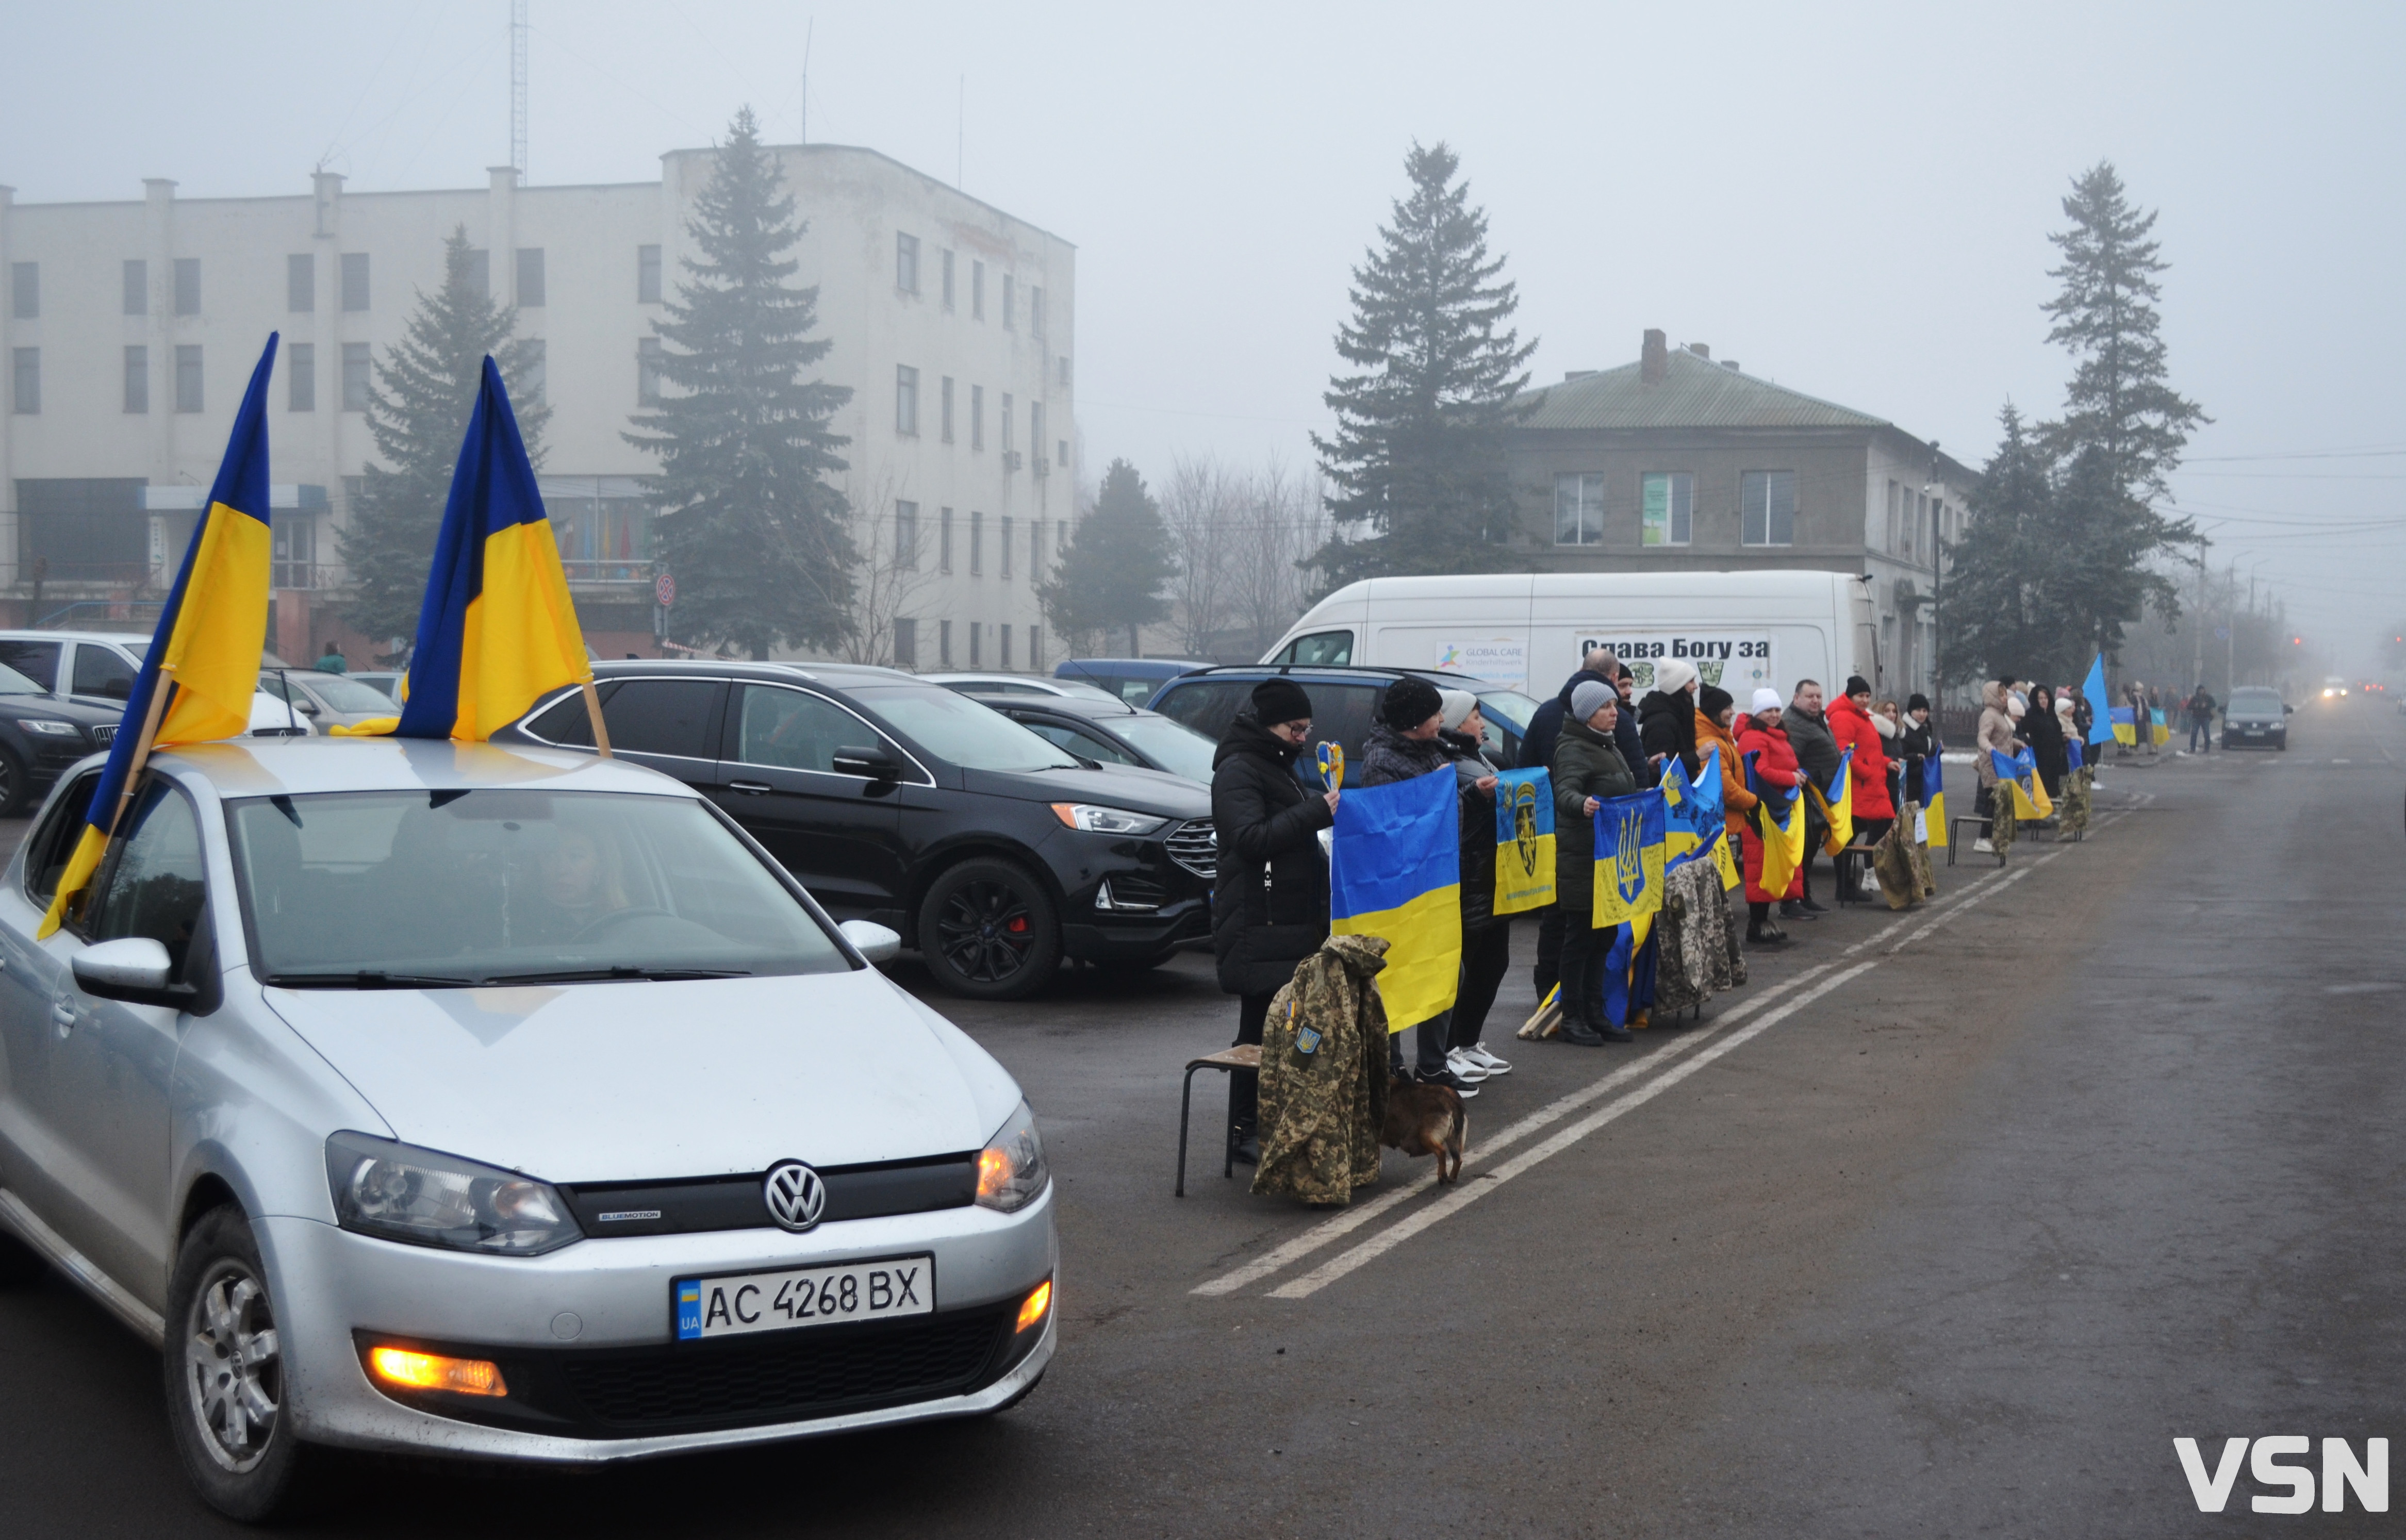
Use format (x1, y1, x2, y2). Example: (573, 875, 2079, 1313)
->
(1212, 678, 1339, 1162)
(1517, 648, 1613, 779)
(1782, 679, 1839, 918)
(1612, 667, 1652, 785)
(1636, 657, 1702, 783)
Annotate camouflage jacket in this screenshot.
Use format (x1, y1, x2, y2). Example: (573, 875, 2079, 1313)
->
(1253, 934, 1392, 1206)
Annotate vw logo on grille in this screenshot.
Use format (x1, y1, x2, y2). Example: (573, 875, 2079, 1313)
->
(763, 1160, 827, 1232)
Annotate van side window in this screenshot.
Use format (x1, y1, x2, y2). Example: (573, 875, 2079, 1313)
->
(1278, 631, 1353, 667)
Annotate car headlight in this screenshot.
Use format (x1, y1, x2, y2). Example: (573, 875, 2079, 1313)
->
(975, 1101, 1049, 1213)
(14, 719, 79, 737)
(325, 1132, 583, 1255)
(1050, 803, 1167, 836)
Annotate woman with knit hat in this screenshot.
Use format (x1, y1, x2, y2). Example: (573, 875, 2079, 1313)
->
(1734, 687, 1808, 942)
(1824, 675, 1894, 899)
(1637, 657, 1703, 784)
(1551, 679, 1639, 1042)
(1358, 675, 1481, 1092)
(1435, 689, 1514, 1083)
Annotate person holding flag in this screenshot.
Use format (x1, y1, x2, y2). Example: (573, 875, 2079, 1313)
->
(1550, 680, 1639, 1044)
(1824, 676, 1892, 900)
(41, 336, 282, 937)
(1695, 684, 1758, 881)
(1735, 688, 1808, 943)
(1972, 676, 2021, 855)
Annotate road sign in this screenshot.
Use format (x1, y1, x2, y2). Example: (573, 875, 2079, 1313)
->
(655, 572, 677, 608)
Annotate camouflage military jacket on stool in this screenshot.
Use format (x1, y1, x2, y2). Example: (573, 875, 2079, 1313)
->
(1254, 935, 1392, 1206)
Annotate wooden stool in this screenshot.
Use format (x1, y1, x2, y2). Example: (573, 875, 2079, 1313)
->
(1176, 1044, 1263, 1197)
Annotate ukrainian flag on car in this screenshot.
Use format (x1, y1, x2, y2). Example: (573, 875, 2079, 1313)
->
(1492, 768, 1555, 916)
(345, 357, 591, 740)
(1330, 766, 1460, 1031)
(1591, 788, 1667, 926)
(40, 336, 280, 937)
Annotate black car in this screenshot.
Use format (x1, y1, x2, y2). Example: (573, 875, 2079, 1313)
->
(965, 691, 1217, 784)
(2221, 685, 2292, 750)
(498, 660, 1215, 1000)
(0, 659, 124, 814)
(1148, 664, 1544, 788)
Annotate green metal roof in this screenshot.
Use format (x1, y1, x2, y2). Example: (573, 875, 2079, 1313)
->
(1513, 347, 1889, 432)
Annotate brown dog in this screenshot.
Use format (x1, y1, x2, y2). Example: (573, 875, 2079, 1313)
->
(1382, 1077, 1467, 1184)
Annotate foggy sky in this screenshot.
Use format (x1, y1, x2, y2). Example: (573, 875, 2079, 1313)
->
(6, 2, 2401, 671)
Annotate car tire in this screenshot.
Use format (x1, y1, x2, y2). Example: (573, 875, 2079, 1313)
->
(0, 1226, 44, 1285)
(164, 1205, 318, 1523)
(918, 858, 1062, 1001)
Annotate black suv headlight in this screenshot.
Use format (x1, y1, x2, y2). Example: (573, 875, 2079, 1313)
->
(326, 1132, 583, 1255)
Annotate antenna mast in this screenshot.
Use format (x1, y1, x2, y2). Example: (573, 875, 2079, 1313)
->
(510, 0, 529, 176)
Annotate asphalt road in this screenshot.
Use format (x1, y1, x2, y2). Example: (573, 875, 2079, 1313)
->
(3, 698, 2401, 1535)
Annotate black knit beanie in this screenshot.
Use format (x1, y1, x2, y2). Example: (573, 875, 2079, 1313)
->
(1698, 684, 1734, 719)
(1380, 675, 1443, 732)
(1906, 692, 1931, 713)
(1844, 674, 1872, 698)
(1250, 677, 1313, 726)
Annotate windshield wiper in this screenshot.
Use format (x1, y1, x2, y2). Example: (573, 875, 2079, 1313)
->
(266, 970, 476, 989)
(474, 966, 754, 985)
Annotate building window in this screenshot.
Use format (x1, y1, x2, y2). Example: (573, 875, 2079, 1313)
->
(939, 619, 953, 666)
(10, 348, 37, 415)
(1059, 355, 1072, 387)
(272, 516, 317, 589)
(942, 249, 955, 310)
(285, 343, 311, 412)
(516, 247, 546, 307)
(284, 253, 312, 313)
(1554, 473, 1603, 545)
(637, 337, 663, 406)
(341, 342, 371, 412)
(1031, 519, 1043, 575)
(1030, 404, 1046, 476)
(174, 257, 202, 316)
(1058, 439, 1069, 470)
(971, 260, 985, 320)
(175, 344, 203, 412)
(970, 510, 984, 575)
(894, 618, 917, 669)
(1640, 472, 1692, 546)
(1001, 274, 1014, 330)
(1029, 625, 1042, 670)
(519, 339, 546, 404)
(970, 384, 985, 450)
(896, 232, 919, 293)
(123, 259, 147, 316)
(969, 622, 983, 667)
(1001, 515, 1013, 578)
(340, 252, 370, 311)
(637, 244, 662, 304)
(123, 345, 150, 413)
(1001, 394, 1014, 459)
(895, 500, 919, 569)
(1057, 519, 1067, 554)
(895, 365, 919, 435)
(940, 376, 955, 443)
(1741, 470, 1798, 547)
(940, 507, 954, 573)
(463, 248, 490, 301)
(9, 262, 34, 319)
(1000, 624, 1013, 671)
(1915, 492, 1929, 563)
(1030, 286, 1044, 340)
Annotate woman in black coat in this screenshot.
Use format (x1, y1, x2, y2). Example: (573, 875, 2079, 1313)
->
(2023, 683, 2068, 799)
(1211, 677, 1339, 1160)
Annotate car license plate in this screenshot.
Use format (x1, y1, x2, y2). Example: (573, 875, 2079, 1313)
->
(674, 1255, 934, 1342)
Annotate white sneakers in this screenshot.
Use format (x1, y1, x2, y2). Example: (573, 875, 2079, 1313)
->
(1454, 1044, 1513, 1076)
(1972, 837, 1996, 853)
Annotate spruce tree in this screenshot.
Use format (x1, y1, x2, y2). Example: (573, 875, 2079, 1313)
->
(1938, 406, 2073, 685)
(1311, 141, 1536, 589)
(340, 226, 549, 648)
(2038, 162, 2206, 655)
(624, 107, 853, 659)
(1037, 460, 1176, 656)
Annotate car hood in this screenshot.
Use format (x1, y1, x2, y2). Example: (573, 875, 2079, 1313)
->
(960, 762, 1210, 817)
(259, 966, 1024, 1183)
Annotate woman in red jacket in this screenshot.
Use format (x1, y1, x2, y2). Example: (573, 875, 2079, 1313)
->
(1825, 675, 1894, 899)
(1733, 688, 1807, 943)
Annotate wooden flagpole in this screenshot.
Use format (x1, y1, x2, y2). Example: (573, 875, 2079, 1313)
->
(108, 664, 176, 836)
(581, 680, 613, 758)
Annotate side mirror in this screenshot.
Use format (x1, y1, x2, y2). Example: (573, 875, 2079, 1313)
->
(838, 919, 901, 964)
(832, 744, 900, 781)
(2284, 704, 2296, 715)
(72, 937, 191, 1007)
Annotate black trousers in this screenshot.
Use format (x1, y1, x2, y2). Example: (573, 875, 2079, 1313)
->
(1230, 990, 1274, 1131)
(1451, 922, 1513, 1049)
(1533, 906, 1566, 1002)
(1844, 816, 1893, 890)
(1558, 910, 1608, 1027)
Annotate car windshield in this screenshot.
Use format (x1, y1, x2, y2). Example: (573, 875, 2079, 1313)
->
(1110, 714, 1217, 781)
(228, 789, 850, 986)
(2229, 688, 2283, 713)
(0, 663, 50, 695)
(293, 672, 402, 714)
(855, 687, 1079, 772)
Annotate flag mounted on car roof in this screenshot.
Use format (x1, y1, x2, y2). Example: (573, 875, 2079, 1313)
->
(40, 335, 280, 937)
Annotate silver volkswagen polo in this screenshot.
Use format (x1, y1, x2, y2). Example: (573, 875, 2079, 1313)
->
(0, 737, 1056, 1521)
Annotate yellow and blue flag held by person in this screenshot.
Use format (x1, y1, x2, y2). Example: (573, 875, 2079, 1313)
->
(2150, 707, 2170, 747)
(341, 357, 595, 742)
(1658, 750, 1731, 884)
(2081, 655, 2115, 752)
(1492, 768, 1555, 916)
(2108, 706, 2138, 747)
(1745, 748, 1808, 898)
(1591, 787, 1667, 926)
(1687, 743, 1743, 890)
(1992, 747, 2053, 820)
(1329, 766, 1460, 1031)
(41, 335, 282, 937)
(1805, 748, 1855, 855)
(1922, 749, 1949, 850)
(1314, 740, 1344, 792)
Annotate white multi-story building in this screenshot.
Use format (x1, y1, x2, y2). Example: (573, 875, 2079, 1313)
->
(0, 143, 1076, 668)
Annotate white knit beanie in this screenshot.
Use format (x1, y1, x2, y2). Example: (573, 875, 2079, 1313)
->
(1438, 688, 1478, 732)
(1656, 658, 1699, 696)
(1750, 686, 1784, 714)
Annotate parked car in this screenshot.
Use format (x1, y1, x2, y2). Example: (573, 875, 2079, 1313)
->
(1149, 664, 1543, 789)
(2221, 685, 2292, 750)
(0, 737, 1057, 1521)
(498, 661, 1215, 998)
(963, 690, 1216, 784)
(257, 667, 409, 731)
(1052, 658, 1211, 707)
(0, 660, 127, 813)
(245, 692, 316, 738)
(347, 670, 405, 702)
(0, 628, 152, 710)
(920, 672, 1121, 705)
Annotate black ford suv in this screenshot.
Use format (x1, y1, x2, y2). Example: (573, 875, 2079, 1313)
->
(1148, 665, 1543, 788)
(499, 660, 1214, 1000)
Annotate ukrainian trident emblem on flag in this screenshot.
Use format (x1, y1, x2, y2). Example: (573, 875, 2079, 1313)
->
(1591, 789, 1667, 926)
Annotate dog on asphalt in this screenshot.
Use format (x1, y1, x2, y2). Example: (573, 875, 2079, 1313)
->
(1382, 1077, 1466, 1184)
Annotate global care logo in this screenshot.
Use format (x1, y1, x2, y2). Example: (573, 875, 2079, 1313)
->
(2175, 1437, 2388, 1513)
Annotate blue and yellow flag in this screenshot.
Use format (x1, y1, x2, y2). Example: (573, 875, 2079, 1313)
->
(1745, 751, 1807, 897)
(1922, 750, 1948, 849)
(41, 336, 280, 937)
(2149, 708, 2169, 747)
(1807, 748, 1855, 855)
(1992, 748, 2053, 820)
(2108, 707, 2137, 746)
(1330, 766, 1460, 1031)
(346, 358, 591, 741)
(2081, 656, 2114, 746)
(2066, 738, 2084, 772)
(1591, 789, 1667, 926)
(1492, 768, 1555, 916)
(1687, 744, 1740, 890)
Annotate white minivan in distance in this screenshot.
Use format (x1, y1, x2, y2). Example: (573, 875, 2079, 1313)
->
(1262, 570, 1881, 701)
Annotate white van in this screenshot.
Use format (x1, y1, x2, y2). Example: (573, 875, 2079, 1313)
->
(1263, 570, 1880, 701)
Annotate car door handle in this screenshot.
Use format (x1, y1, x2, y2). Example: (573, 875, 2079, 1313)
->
(728, 780, 772, 795)
(50, 1001, 76, 1035)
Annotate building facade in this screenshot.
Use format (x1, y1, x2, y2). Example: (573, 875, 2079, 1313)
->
(0, 143, 1075, 668)
(1503, 329, 1975, 700)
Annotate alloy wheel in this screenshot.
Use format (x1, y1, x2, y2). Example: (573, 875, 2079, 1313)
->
(936, 878, 1037, 984)
(182, 1261, 283, 1473)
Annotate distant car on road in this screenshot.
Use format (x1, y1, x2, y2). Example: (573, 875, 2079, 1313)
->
(2222, 686, 2290, 750)
(964, 690, 1216, 785)
(1052, 657, 1212, 708)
